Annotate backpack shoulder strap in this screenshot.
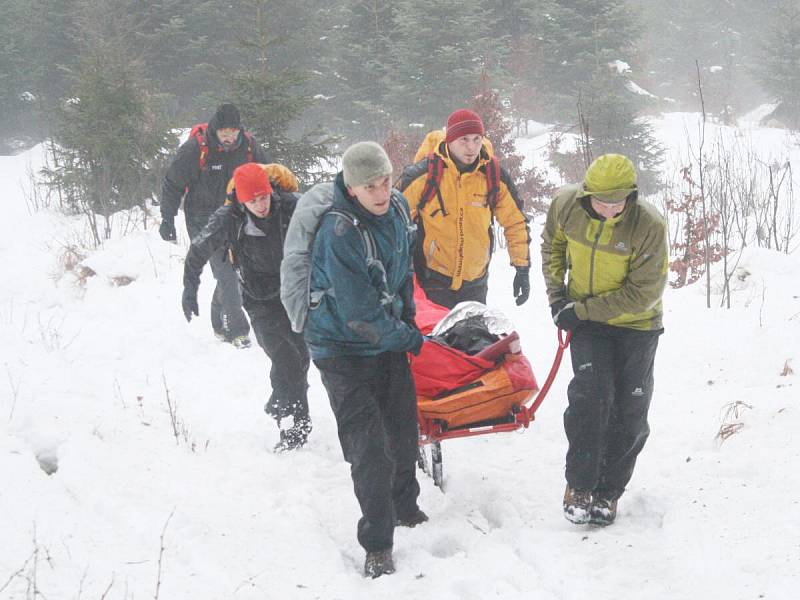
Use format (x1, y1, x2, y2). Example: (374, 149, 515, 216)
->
(396, 154, 447, 217)
(484, 156, 501, 210)
(190, 123, 209, 171)
(243, 130, 254, 163)
(420, 153, 447, 216)
(325, 209, 377, 264)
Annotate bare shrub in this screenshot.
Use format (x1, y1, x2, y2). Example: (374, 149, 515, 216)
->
(780, 360, 794, 377)
(715, 400, 752, 443)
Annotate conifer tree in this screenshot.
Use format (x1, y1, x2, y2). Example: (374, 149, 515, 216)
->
(330, 0, 399, 140)
(229, 0, 335, 185)
(758, 1, 800, 127)
(530, 0, 663, 190)
(134, 0, 228, 122)
(42, 0, 175, 242)
(0, 0, 32, 145)
(388, 0, 503, 130)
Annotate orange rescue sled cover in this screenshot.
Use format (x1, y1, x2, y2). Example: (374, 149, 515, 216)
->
(411, 283, 539, 428)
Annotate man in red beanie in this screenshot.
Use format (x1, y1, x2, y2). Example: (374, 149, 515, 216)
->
(181, 162, 313, 452)
(396, 108, 531, 309)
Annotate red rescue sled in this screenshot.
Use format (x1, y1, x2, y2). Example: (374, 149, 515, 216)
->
(411, 282, 569, 489)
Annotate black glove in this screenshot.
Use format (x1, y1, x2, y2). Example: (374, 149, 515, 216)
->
(553, 302, 581, 331)
(513, 267, 530, 306)
(182, 287, 199, 322)
(159, 218, 177, 242)
(550, 299, 569, 318)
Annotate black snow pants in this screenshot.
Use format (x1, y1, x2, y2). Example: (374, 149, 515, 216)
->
(564, 325, 661, 499)
(244, 296, 310, 424)
(184, 213, 252, 341)
(419, 268, 489, 309)
(314, 351, 421, 553)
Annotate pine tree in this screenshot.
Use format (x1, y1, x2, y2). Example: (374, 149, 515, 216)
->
(0, 0, 83, 145)
(42, 0, 175, 243)
(229, 0, 335, 185)
(133, 0, 227, 122)
(0, 0, 32, 146)
(529, 0, 663, 191)
(388, 0, 504, 131)
(637, 0, 763, 120)
(330, 0, 399, 140)
(758, 1, 800, 128)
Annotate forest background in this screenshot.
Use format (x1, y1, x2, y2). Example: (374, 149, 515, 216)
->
(2, 0, 800, 281)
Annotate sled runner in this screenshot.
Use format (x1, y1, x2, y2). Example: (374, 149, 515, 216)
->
(411, 284, 569, 490)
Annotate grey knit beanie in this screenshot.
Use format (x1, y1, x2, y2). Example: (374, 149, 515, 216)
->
(342, 142, 393, 188)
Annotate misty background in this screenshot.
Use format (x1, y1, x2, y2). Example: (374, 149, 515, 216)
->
(1, 0, 798, 258)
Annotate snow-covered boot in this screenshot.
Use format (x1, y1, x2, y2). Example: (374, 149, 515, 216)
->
(563, 486, 592, 524)
(396, 509, 429, 528)
(273, 418, 312, 452)
(589, 496, 618, 526)
(364, 548, 395, 578)
(231, 335, 252, 349)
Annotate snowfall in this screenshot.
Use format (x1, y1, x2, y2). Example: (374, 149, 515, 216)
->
(1, 108, 798, 600)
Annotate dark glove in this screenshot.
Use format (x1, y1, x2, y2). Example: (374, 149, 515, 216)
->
(553, 302, 581, 331)
(550, 299, 569, 318)
(182, 287, 199, 322)
(159, 218, 177, 242)
(409, 331, 425, 356)
(513, 267, 530, 306)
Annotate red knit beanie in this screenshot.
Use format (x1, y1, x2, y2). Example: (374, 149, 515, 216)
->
(445, 109, 485, 144)
(233, 163, 272, 203)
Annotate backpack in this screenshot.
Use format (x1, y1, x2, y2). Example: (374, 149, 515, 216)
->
(413, 151, 501, 218)
(280, 182, 414, 333)
(188, 123, 254, 171)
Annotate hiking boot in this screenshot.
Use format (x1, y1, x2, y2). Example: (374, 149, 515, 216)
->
(231, 335, 252, 349)
(273, 418, 312, 453)
(364, 548, 395, 579)
(214, 330, 230, 343)
(589, 496, 618, 526)
(396, 509, 429, 528)
(563, 486, 592, 524)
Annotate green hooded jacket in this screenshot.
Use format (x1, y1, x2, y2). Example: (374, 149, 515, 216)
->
(541, 184, 668, 331)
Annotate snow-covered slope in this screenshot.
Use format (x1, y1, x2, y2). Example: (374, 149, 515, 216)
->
(1, 116, 798, 599)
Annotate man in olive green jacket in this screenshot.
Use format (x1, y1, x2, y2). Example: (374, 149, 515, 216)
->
(541, 154, 668, 526)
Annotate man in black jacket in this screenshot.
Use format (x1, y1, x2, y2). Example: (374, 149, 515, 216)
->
(160, 103, 268, 347)
(182, 163, 311, 451)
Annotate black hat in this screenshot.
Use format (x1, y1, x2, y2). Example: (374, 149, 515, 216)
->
(210, 103, 241, 130)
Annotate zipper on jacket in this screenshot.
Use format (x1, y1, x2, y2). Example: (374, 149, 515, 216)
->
(428, 239, 436, 260)
(588, 222, 604, 296)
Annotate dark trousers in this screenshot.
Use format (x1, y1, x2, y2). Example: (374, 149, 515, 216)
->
(564, 326, 660, 499)
(208, 247, 250, 338)
(419, 269, 488, 309)
(314, 352, 421, 552)
(244, 296, 310, 424)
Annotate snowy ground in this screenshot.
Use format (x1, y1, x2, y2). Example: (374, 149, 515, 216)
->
(1, 113, 799, 599)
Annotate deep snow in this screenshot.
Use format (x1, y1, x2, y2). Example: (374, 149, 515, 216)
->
(1, 112, 798, 600)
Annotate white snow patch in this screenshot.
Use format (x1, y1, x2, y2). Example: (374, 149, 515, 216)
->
(1, 114, 800, 599)
(609, 59, 631, 74)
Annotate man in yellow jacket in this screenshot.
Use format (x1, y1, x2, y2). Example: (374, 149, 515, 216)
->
(541, 154, 668, 526)
(397, 109, 531, 308)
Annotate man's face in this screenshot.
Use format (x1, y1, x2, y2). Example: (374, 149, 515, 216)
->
(244, 193, 271, 218)
(216, 127, 239, 149)
(348, 175, 392, 216)
(590, 196, 627, 219)
(448, 134, 483, 165)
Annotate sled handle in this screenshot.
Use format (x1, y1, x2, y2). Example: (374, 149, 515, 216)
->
(527, 329, 570, 416)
